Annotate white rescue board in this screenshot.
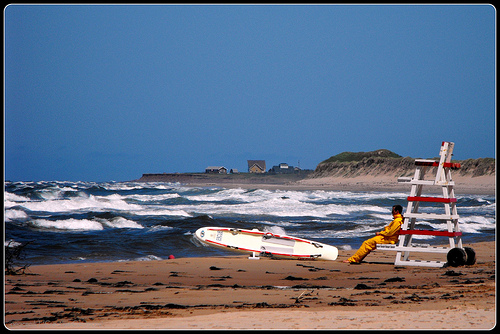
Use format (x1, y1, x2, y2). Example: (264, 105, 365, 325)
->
(194, 227, 338, 261)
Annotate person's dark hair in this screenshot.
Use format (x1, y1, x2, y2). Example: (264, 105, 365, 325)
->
(393, 205, 403, 214)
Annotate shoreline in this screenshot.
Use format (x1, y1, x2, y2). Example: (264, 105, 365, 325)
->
(134, 174, 496, 195)
(5, 240, 495, 330)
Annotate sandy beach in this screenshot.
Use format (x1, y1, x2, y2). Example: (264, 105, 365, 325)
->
(5, 240, 495, 330)
(148, 174, 496, 195)
(295, 174, 496, 195)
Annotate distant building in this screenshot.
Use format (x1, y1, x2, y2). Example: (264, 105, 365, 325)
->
(269, 163, 296, 174)
(247, 160, 266, 173)
(230, 169, 239, 174)
(205, 166, 228, 174)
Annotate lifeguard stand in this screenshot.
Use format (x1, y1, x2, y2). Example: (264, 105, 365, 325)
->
(378, 142, 475, 267)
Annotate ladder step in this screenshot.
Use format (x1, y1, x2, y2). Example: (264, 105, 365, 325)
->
(377, 244, 450, 253)
(404, 212, 460, 220)
(414, 159, 461, 169)
(407, 196, 457, 203)
(397, 178, 456, 186)
(394, 259, 446, 267)
(398, 179, 438, 186)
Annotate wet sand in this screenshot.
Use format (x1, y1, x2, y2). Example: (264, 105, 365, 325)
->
(5, 240, 495, 329)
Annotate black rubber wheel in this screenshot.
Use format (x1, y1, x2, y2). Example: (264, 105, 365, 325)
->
(464, 247, 476, 265)
(447, 247, 467, 267)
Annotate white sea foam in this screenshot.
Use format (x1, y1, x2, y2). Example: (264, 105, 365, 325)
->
(38, 186, 79, 200)
(258, 220, 303, 227)
(31, 217, 143, 231)
(163, 199, 389, 219)
(175, 189, 398, 217)
(148, 225, 175, 232)
(301, 223, 383, 240)
(456, 216, 495, 234)
(4, 192, 31, 205)
(459, 202, 496, 213)
(420, 215, 495, 234)
(101, 182, 184, 192)
(101, 183, 150, 191)
(131, 209, 192, 217)
(185, 188, 259, 203)
(183, 188, 408, 205)
(5, 239, 23, 248)
(127, 193, 181, 202)
(32, 219, 105, 231)
(99, 217, 143, 229)
(133, 255, 163, 261)
(369, 213, 394, 220)
(263, 225, 287, 235)
(19, 193, 142, 213)
(4, 209, 29, 221)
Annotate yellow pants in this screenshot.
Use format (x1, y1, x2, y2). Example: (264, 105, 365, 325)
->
(347, 235, 396, 263)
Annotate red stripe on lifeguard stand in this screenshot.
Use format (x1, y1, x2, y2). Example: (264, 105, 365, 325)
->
(407, 196, 457, 203)
(400, 230, 462, 237)
(414, 161, 461, 169)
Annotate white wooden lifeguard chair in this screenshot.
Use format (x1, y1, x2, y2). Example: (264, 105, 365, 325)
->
(377, 141, 476, 267)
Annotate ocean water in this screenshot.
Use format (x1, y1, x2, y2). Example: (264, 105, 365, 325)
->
(4, 181, 496, 265)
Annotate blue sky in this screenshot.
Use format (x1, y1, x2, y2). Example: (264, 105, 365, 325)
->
(5, 4, 496, 182)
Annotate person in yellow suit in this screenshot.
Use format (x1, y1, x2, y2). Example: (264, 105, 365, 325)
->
(343, 205, 404, 264)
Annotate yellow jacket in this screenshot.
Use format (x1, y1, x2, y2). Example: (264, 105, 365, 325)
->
(379, 213, 403, 242)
